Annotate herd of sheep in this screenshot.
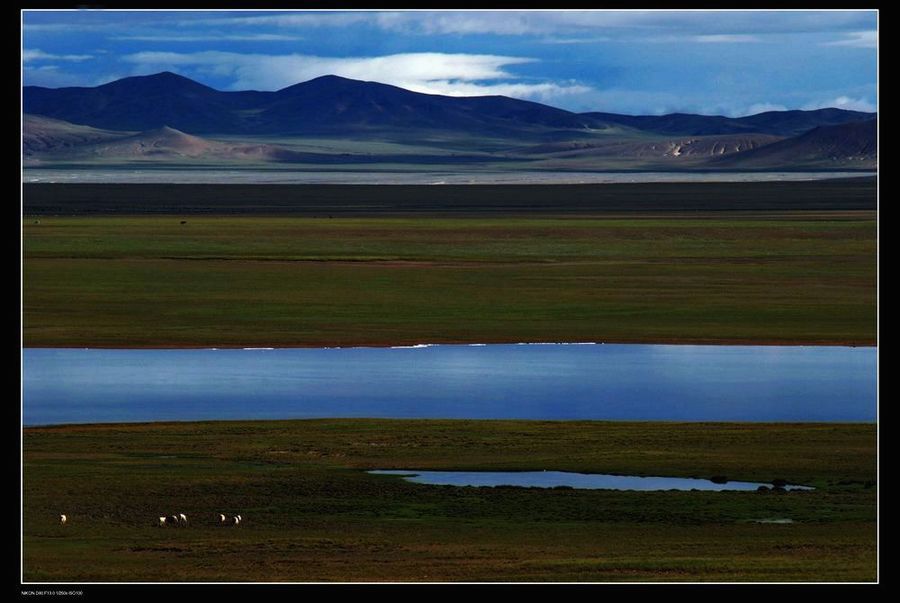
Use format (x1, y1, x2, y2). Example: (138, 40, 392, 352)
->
(58, 513, 243, 527)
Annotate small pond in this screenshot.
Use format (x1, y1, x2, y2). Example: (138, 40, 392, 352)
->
(368, 470, 815, 491)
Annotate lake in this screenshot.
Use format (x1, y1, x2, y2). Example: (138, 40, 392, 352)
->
(22, 344, 876, 426)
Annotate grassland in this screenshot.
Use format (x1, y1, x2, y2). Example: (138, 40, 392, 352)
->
(24, 210, 876, 347)
(21, 180, 879, 583)
(22, 179, 877, 214)
(23, 419, 876, 582)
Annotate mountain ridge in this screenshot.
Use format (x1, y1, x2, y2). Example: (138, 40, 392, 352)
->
(25, 71, 875, 138)
(22, 72, 877, 171)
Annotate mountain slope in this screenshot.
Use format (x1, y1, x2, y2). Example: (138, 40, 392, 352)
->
(712, 119, 877, 169)
(579, 108, 876, 137)
(28, 124, 305, 163)
(517, 133, 782, 159)
(25, 71, 875, 141)
(24, 72, 603, 136)
(23, 114, 130, 156)
(24, 72, 271, 133)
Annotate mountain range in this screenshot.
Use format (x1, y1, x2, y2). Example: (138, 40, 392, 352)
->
(23, 72, 877, 171)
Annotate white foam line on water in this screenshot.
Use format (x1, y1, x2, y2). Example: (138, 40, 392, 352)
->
(514, 342, 599, 346)
(389, 344, 434, 349)
(56, 341, 610, 352)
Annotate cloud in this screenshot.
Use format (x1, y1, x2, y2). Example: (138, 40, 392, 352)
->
(802, 96, 876, 112)
(693, 34, 761, 43)
(23, 22, 114, 33)
(23, 66, 117, 88)
(740, 102, 789, 116)
(824, 31, 877, 48)
(194, 10, 876, 37)
(401, 80, 591, 103)
(23, 49, 93, 62)
(121, 50, 590, 102)
(537, 37, 611, 45)
(112, 33, 303, 42)
(187, 12, 371, 29)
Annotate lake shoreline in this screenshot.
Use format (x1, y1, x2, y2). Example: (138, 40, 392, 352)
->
(21, 337, 878, 349)
(23, 416, 879, 430)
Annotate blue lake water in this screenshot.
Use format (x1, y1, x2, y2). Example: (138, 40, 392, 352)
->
(22, 344, 876, 426)
(368, 470, 814, 491)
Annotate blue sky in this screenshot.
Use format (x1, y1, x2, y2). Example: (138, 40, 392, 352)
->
(22, 9, 877, 116)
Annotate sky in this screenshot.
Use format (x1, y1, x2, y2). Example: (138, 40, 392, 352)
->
(21, 9, 878, 117)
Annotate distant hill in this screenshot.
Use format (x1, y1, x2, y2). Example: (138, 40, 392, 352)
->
(27, 124, 309, 163)
(22, 73, 877, 171)
(23, 121, 502, 166)
(712, 119, 877, 169)
(24, 72, 602, 137)
(23, 114, 129, 156)
(579, 108, 876, 137)
(25, 71, 875, 140)
(517, 133, 783, 160)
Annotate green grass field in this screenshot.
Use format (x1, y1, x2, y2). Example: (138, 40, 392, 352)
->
(23, 212, 876, 347)
(23, 419, 876, 582)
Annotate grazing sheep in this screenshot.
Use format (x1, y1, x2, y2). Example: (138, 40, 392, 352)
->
(59, 514, 67, 525)
(178, 513, 187, 524)
(236, 514, 242, 523)
(233, 516, 241, 526)
(218, 513, 226, 524)
(158, 516, 167, 527)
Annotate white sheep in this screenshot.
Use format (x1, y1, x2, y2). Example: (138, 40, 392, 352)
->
(178, 513, 187, 524)
(59, 514, 67, 525)
(218, 513, 226, 524)
(233, 515, 241, 526)
(158, 516, 167, 527)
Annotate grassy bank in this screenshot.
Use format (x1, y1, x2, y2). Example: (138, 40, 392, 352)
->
(23, 212, 876, 347)
(23, 419, 876, 582)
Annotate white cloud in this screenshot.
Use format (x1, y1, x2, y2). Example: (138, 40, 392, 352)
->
(802, 96, 876, 112)
(23, 66, 116, 88)
(191, 12, 371, 28)
(121, 50, 590, 102)
(537, 36, 611, 45)
(824, 31, 877, 48)
(401, 80, 592, 103)
(183, 10, 875, 38)
(23, 49, 93, 62)
(693, 34, 761, 43)
(741, 102, 789, 116)
(23, 22, 114, 33)
(112, 33, 303, 42)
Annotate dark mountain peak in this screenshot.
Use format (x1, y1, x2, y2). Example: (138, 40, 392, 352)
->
(98, 71, 217, 94)
(144, 71, 192, 82)
(277, 74, 409, 96)
(306, 74, 356, 84)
